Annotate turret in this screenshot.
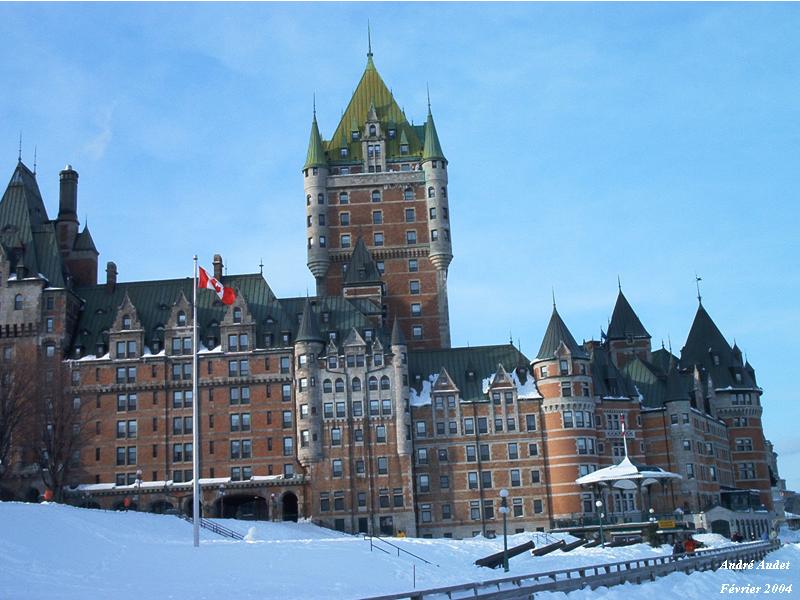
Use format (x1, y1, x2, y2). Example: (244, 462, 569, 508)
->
(294, 299, 325, 466)
(56, 165, 79, 257)
(390, 319, 411, 455)
(303, 111, 330, 295)
(420, 104, 451, 272)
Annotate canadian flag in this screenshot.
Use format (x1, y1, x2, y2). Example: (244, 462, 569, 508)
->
(198, 266, 236, 305)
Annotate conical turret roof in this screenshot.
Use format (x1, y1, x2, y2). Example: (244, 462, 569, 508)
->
(390, 318, 406, 347)
(303, 113, 327, 170)
(295, 298, 324, 343)
(607, 290, 650, 340)
(536, 307, 589, 360)
(74, 224, 98, 253)
(422, 107, 445, 162)
(343, 237, 382, 286)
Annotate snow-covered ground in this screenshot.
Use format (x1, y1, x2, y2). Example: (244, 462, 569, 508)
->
(0, 502, 797, 599)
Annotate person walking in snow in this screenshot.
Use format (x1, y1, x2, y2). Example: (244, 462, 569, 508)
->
(672, 539, 684, 557)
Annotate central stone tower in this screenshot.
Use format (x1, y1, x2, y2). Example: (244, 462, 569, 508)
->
(302, 47, 452, 349)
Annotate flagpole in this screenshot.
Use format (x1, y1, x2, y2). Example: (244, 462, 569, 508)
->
(192, 255, 200, 548)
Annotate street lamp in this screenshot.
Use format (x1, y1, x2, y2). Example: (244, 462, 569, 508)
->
(649, 508, 656, 523)
(218, 484, 226, 519)
(134, 469, 143, 511)
(595, 500, 605, 547)
(499, 488, 510, 572)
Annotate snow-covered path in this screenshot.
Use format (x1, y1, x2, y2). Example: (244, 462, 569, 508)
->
(0, 502, 797, 599)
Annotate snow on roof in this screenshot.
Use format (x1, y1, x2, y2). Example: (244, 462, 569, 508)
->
(575, 456, 681, 489)
(410, 374, 437, 406)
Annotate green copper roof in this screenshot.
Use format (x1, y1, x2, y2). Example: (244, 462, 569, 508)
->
(304, 115, 328, 170)
(324, 56, 422, 162)
(607, 290, 650, 340)
(536, 307, 589, 360)
(422, 109, 445, 162)
(74, 225, 98, 253)
(295, 298, 324, 343)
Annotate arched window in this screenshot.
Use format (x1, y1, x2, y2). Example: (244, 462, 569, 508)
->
(369, 124, 377, 137)
(14, 294, 23, 310)
(371, 190, 381, 203)
(233, 307, 242, 324)
(352, 377, 362, 392)
(335, 378, 344, 393)
(323, 379, 332, 393)
(122, 315, 132, 330)
(306, 195, 311, 206)
(427, 186, 435, 198)
(368, 376, 379, 391)
(380, 376, 390, 390)
(317, 193, 325, 205)
(177, 311, 187, 326)
(404, 188, 413, 201)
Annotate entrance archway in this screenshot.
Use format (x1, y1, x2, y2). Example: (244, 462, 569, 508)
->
(215, 494, 268, 520)
(282, 492, 299, 522)
(149, 500, 174, 514)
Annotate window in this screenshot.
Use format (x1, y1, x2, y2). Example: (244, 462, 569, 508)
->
(530, 469, 541, 484)
(408, 259, 418, 273)
(410, 280, 420, 295)
(687, 463, 695, 479)
(466, 445, 477, 462)
(526, 414, 537, 431)
(371, 190, 381, 203)
(335, 378, 344, 393)
(418, 474, 430, 492)
(341, 234, 351, 248)
(376, 425, 387, 443)
(412, 325, 422, 339)
(483, 500, 494, 519)
(331, 428, 342, 446)
(427, 186, 435, 198)
(563, 410, 573, 428)
(373, 232, 384, 246)
(510, 469, 521, 487)
(404, 208, 416, 223)
(561, 382, 572, 397)
(406, 230, 417, 245)
(508, 443, 519, 459)
(372, 210, 383, 225)
(464, 418, 475, 434)
(283, 437, 293, 456)
(377, 457, 388, 475)
(468, 472, 478, 489)
(339, 192, 349, 204)
(533, 499, 543, 514)
(735, 438, 753, 452)
(400, 143, 409, 154)
(528, 442, 538, 456)
(481, 471, 492, 489)
(411, 303, 421, 316)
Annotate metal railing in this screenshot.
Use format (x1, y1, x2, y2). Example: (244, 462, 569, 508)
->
(364, 533, 439, 567)
(357, 539, 779, 600)
(178, 515, 245, 540)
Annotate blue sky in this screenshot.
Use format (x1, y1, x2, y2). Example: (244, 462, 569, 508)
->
(2, 3, 798, 491)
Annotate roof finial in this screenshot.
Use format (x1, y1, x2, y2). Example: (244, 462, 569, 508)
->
(33, 145, 37, 175)
(367, 20, 372, 57)
(18, 132, 22, 162)
(668, 335, 673, 355)
(551, 287, 557, 310)
(313, 92, 316, 118)
(617, 274, 622, 292)
(259, 258, 264, 275)
(426, 82, 431, 114)
(695, 273, 703, 305)
(509, 330, 513, 345)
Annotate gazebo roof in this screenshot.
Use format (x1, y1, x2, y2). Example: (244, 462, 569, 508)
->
(575, 456, 682, 490)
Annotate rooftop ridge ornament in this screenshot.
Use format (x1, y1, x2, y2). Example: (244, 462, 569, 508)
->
(367, 20, 373, 58)
(18, 131, 22, 162)
(695, 273, 703, 305)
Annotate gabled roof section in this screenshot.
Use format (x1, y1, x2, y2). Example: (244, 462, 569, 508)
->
(422, 108, 445, 162)
(607, 291, 650, 340)
(591, 345, 638, 400)
(343, 237, 382, 286)
(536, 307, 589, 360)
(303, 113, 328, 170)
(324, 56, 422, 162)
(0, 161, 65, 286)
(409, 344, 530, 403)
(295, 298, 324, 344)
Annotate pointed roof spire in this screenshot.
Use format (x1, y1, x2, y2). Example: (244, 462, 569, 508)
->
(296, 298, 324, 343)
(607, 289, 650, 340)
(422, 89, 445, 162)
(18, 132, 22, 162)
(343, 237, 382, 286)
(303, 106, 327, 170)
(74, 224, 98, 253)
(617, 274, 622, 292)
(536, 306, 588, 360)
(367, 20, 373, 58)
(391, 318, 406, 346)
(695, 273, 703, 306)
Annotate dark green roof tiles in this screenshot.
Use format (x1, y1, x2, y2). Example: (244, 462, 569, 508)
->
(536, 307, 589, 360)
(295, 298, 324, 344)
(74, 226, 98, 253)
(304, 114, 328, 170)
(607, 291, 650, 340)
(343, 237, 382, 286)
(422, 109, 445, 162)
(390, 318, 405, 347)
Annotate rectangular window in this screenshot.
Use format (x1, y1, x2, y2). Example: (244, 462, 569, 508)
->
(406, 230, 417, 245)
(377, 457, 388, 475)
(530, 469, 540, 484)
(408, 259, 418, 273)
(373, 232, 384, 246)
(418, 474, 430, 493)
(481, 471, 492, 489)
(468, 472, 478, 489)
(510, 469, 521, 487)
(561, 382, 572, 397)
(526, 414, 537, 431)
(508, 443, 519, 460)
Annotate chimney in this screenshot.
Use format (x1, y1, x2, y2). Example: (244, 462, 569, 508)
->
(58, 165, 78, 219)
(213, 254, 224, 281)
(106, 261, 117, 293)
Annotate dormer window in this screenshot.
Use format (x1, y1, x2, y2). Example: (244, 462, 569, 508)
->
(369, 124, 377, 137)
(388, 128, 396, 139)
(735, 372, 742, 383)
(364, 329, 373, 341)
(122, 315, 132, 330)
(712, 354, 720, 366)
(351, 131, 359, 141)
(177, 311, 187, 326)
(400, 144, 409, 155)
(233, 308, 242, 324)
(340, 147, 348, 158)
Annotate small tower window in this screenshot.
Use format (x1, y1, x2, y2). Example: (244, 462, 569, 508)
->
(317, 193, 325, 204)
(341, 234, 351, 249)
(340, 212, 350, 226)
(177, 311, 187, 326)
(233, 307, 242, 324)
(429, 207, 437, 219)
(373, 233, 384, 247)
(122, 315, 132, 330)
(14, 294, 23, 310)
(441, 187, 447, 198)
(427, 187, 435, 198)
(319, 236, 327, 248)
(312, 167, 318, 175)
(306, 195, 311, 206)
(431, 229, 439, 241)
(369, 124, 377, 137)
(406, 230, 417, 245)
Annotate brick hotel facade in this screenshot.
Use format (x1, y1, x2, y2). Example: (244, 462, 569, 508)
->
(0, 48, 782, 539)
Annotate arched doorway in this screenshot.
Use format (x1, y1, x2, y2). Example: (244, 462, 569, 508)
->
(282, 492, 299, 522)
(149, 500, 174, 514)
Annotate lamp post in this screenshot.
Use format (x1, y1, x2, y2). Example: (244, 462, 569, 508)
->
(649, 507, 656, 523)
(499, 488, 510, 572)
(218, 484, 226, 519)
(595, 500, 605, 547)
(134, 469, 143, 511)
